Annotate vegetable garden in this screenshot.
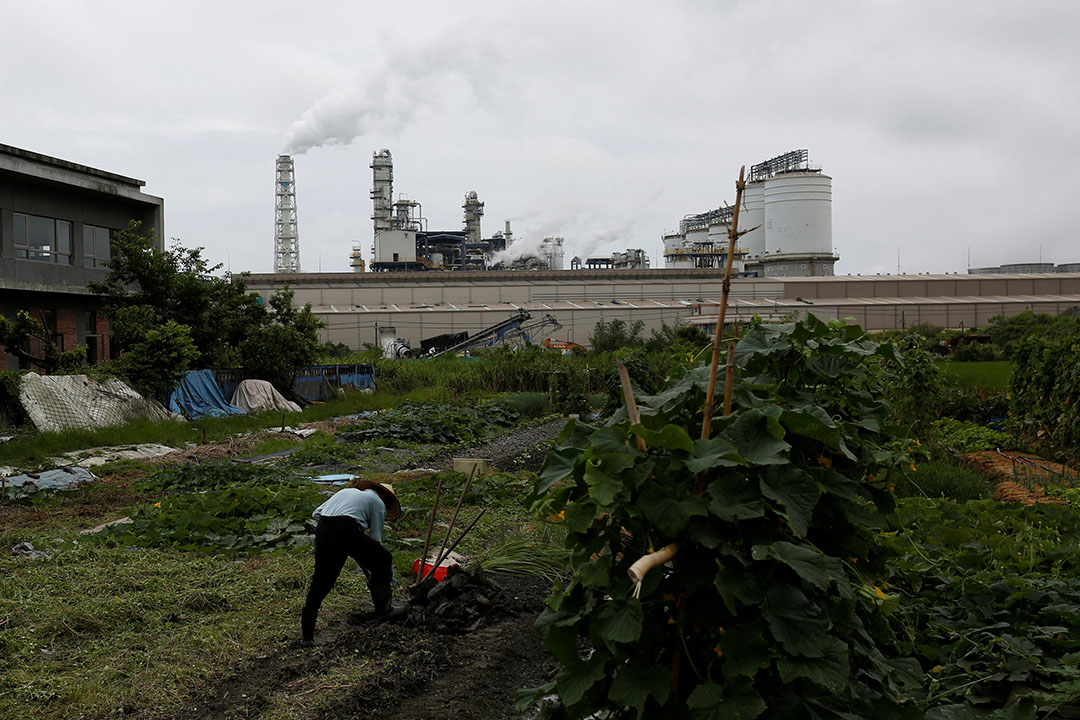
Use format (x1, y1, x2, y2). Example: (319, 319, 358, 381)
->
(2, 308, 1080, 719)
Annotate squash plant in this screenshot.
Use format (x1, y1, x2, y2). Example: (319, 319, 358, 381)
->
(522, 315, 923, 719)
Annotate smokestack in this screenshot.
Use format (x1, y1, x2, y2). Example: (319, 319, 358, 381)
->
(504, 220, 513, 246)
(274, 155, 300, 273)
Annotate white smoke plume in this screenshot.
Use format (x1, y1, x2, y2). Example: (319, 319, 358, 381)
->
(283, 35, 501, 155)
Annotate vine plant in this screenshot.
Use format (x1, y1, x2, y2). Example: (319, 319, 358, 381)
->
(522, 315, 923, 719)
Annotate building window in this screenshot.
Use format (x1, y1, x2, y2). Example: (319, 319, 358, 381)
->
(83, 225, 112, 268)
(13, 213, 73, 264)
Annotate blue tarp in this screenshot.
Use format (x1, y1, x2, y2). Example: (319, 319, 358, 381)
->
(167, 369, 245, 419)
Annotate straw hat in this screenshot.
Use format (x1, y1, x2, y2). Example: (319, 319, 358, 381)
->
(353, 479, 402, 522)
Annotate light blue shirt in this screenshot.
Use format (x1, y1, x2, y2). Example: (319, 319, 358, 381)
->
(312, 488, 386, 542)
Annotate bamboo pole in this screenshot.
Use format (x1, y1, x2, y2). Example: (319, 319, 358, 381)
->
(723, 341, 735, 416)
(428, 507, 488, 575)
(420, 462, 478, 583)
(416, 473, 446, 583)
(616, 362, 647, 451)
(700, 166, 747, 441)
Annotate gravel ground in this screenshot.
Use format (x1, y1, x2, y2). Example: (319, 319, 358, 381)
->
(444, 416, 569, 473)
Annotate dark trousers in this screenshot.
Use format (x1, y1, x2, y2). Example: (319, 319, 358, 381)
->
(301, 516, 392, 640)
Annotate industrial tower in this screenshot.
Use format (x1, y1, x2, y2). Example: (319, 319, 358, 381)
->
(274, 155, 300, 273)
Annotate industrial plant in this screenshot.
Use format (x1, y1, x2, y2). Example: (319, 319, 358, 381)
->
(361, 149, 565, 273)
(663, 149, 838, 277)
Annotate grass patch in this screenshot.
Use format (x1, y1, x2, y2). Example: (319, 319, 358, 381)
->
(936, 360, 1013, 391)
(892, 459, 993, 501)
(0, 544, 358, 720)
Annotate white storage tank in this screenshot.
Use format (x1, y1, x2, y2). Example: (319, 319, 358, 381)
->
(739, 181, 766, 258)
(663, 231, 693, 268)
(763, 172, 832, 256)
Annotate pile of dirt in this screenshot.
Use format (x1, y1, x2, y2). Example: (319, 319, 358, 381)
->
(408, 565, 527, 634)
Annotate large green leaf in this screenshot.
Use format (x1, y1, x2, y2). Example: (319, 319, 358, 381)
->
(537, 608, 580, 665)
(708, 475, 765, 521)
(591, 425, 638, 456)
(579, 554, 612, 588)
(726, 410, 791, 465)
(714, 563, 763, 614)
(628, 423, 695, 453)
(780, 405, 843, 448)
(756, 541, 844, 593)
(595, 599, 644, 644)
(641, 489, 709, 536)
(776, 635, 850, 691)
(608, 660, 672, 716)
(535, 447, 581, 496)
(563, 500, 596, 533)
(556, 655, 607, 706)
(584, 453, 635, 506)
(686, 678, 766, 720)
(762, 585, 831, 658)
(720, 623, 772, 679)
(760, 465, 821, 537)
(686, 437, 745, 473)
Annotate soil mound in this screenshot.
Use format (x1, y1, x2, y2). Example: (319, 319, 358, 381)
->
(408, 565, 525, 634)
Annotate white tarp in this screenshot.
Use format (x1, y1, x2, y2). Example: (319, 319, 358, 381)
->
(19, 373, 171, 433)
(230, 379, 301, 415)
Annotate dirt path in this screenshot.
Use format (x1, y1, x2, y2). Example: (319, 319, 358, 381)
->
(149, 574, 555, 720)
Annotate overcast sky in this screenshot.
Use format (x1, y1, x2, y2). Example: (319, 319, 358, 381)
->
(4, 0, 1078, 275)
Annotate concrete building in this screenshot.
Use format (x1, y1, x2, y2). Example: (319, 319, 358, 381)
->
(0, 143, 164, 369)
(245, 270, 1080, 350)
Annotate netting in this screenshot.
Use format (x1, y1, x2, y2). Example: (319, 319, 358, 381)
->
(19, 372, 171, 432)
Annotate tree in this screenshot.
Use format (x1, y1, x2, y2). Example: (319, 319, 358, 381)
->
(589, 319, 645, 353)
(109, 321, 200, 401)
(91, 222, 325, 396)
(89, 221, 266, 367)
(239, 289, 324, 393)
(0, 311, 59, 372)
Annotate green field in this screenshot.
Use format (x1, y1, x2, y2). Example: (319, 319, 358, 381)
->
(936, 359, 1013, 391)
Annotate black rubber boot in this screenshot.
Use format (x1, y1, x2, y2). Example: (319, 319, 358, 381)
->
(301, 605, 318, 645)
(369, 584, 408, 621)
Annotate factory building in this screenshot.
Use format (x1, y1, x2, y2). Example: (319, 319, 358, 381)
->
(245, 269, 1080, 350)
(664, 150, 838, 277)
(969, 263, 1080, 274)
(0, 143, 164, 370)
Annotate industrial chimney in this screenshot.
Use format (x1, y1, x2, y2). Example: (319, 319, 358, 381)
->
(274, 155, 300, 273)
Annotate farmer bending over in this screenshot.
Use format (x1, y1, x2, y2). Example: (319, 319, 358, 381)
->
(301, 480, 408, 646)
